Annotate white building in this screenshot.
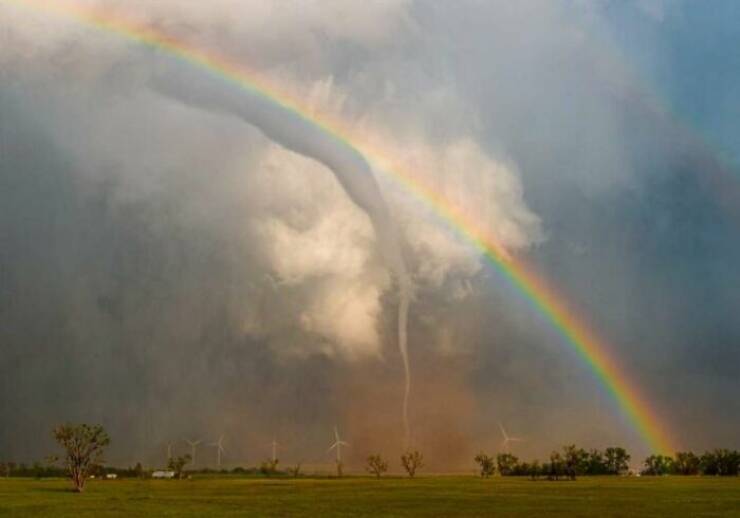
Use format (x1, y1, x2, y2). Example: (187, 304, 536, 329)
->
(152, 470, 176, 479)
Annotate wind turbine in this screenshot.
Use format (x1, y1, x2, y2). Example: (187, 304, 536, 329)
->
(269, 438, 280, 464)
(327, 426, 349, 477)
(166, 442, 173, 462)
(185, 439, 202, 467)
(498, 422, 524, 452)
(210, 435, 225, 469)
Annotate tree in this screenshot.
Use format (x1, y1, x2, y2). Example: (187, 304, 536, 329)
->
(400, 450, 424, 478)
(717, 450, 740, 476)
(604, 447, 630, 475)
(642, 455, 673, 476)
(366, 454, 389, 479)
(496, 453, 519, 476)
(547, 451, 565, 481)
(701, 451, 720, 475)
(528, 460, 542, 480)
(32, 461, 45, 479)
(260, 458, 279, 476)
(474, 453, 495, 478)
(288, 463, 302, 478)
(584, 449, 606, 475)
(562, 445, 587, 480)
(53, 423, 110, 492)
(167, 454, 192, 479)
(702, 449, 740, 476)
(674, 452, 700, 475)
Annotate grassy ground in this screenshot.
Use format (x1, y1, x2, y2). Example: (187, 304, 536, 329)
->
(1, 476, 739, 517)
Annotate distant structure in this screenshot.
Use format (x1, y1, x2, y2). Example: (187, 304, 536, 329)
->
(185, 438, 202, 468)
(498, 422, 524, 452)
(327, 426, 349, 477)
(105, 473, 117, 480)
(152, 470, 176, 479)
(270, 438, 280, 464)
(166, 442, 173, 463)
(210, 435, 225, 469)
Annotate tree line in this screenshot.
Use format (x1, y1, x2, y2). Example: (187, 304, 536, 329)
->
(3, 423, 740, 492)
(473, 446, 630, 480)
(472, 446, 740, 480)
(642, 450, 740, 476)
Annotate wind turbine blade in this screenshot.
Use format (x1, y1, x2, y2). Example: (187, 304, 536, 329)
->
(498, 422, 508, 440)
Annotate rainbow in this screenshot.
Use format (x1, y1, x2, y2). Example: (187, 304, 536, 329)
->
(5, 0, 677, 454)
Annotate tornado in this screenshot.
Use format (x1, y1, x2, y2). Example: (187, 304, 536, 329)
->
(151, 57, 413, 447)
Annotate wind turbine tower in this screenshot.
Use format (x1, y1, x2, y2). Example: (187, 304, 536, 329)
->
(327, 426, 349, 477)
(270, 438, 280, 464)
(210, 435, 225, 469)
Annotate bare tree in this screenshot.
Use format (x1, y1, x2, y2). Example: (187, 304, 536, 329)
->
(53, 423, 110, 492)
(288, 463, 302, 478)
(401, 450, 424, 478)
(366, 454, 389, 479)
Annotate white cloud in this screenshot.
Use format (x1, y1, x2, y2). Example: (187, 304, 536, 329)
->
(366, 133, 544, 290)
(246, 143, 389, 357)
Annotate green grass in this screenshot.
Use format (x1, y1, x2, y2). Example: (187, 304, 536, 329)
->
(1, 476, 739, 517)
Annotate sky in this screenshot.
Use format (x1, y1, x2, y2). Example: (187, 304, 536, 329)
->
(1, 0, 739, 470)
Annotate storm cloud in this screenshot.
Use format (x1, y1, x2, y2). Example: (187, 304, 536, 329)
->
(1, 0, 739, 469)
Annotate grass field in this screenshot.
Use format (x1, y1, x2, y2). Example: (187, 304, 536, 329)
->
(1, 476, 739, 517)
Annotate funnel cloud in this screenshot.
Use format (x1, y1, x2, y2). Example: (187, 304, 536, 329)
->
(151, 57, 414, 445)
